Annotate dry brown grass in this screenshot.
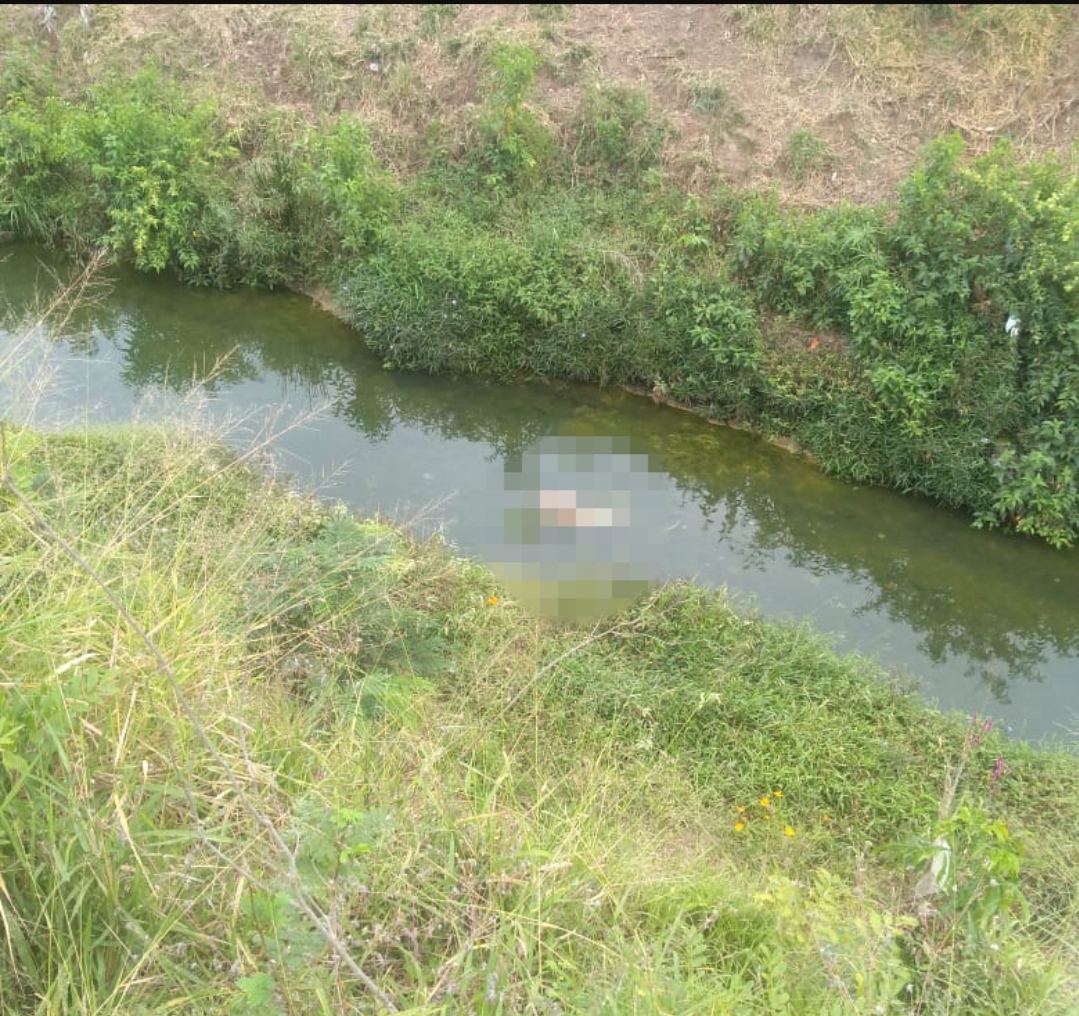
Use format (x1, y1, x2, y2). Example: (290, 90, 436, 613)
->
(4, 3, 1077, 202)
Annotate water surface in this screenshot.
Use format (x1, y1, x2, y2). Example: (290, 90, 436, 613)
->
(2, 245, 1077, 741)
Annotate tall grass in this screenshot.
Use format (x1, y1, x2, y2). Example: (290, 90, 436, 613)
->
(2, 293, 1079, 1013)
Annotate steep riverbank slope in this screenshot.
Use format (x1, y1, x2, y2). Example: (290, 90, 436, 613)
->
(1, 420, 1077, 1013)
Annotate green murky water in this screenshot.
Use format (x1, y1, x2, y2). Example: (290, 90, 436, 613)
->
(3, 244, 1077, 741)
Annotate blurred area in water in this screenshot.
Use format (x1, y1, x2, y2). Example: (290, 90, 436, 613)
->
(487, 435, 669, 620)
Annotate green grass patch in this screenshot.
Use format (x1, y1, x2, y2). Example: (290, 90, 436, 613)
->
(781, 127, 834, 183)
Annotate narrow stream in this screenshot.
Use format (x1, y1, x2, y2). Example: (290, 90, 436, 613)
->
(3, 244, 1077, 742)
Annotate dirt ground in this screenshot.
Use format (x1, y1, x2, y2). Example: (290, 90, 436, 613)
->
(8, 4, 1079, 205)
(455, 3, 1079, 204)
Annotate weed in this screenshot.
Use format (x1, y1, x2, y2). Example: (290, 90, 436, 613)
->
(305, 117, 399, 256)
(0, 64, 238, 271)
(782, 126, 834, 183)
(880, 716, 1062, 1014)
(548, 40, 596, 86)
(765, 870, 918, 1013)
(573, 85, 669, 183)
(529, 5, 573, 22)
(287, 31, 340, 109)
(419, 4, 461, 40)
(352, 26, 417, 73)
(727, 4, 787, 42)
(689, 78, 730, 117)
(477, 42, 553, 186)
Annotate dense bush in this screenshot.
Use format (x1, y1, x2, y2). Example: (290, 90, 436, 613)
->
(3, 47, 1078, 544)
(0, 66, 233, 270)
(185, 115, 399, 288)
(337, 196, 765, 422)
(731, 137, 1079, 544)
(338, 201, 650, 380)
(0, 65, 397, 288)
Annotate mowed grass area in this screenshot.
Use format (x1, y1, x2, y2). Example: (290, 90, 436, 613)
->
(1, 413, 1078, 1015)
(5, 4, 1076, 201)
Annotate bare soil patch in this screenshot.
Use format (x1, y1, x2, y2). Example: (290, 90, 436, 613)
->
(7, 4, 1079, 204)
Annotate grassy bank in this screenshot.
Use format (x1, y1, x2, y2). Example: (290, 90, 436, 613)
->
(3, 9, 1079, 1014)
(3, 6, 1079, 544)
(1, 416, 1078, 1014)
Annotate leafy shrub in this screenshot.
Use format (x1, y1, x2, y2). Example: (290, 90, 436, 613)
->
(477, 43, 554, 186)
(0, 65, 236, 273)
(648, 269, 766, 420)
(731, 136, 1079, 543)
(339, 193, 765, 421)
(84, 71, 236, 274)
(183, 113, 398, 288)
(339, 204, 621, 379)
(303, 117, 399, 258)
(0, 52, 101, 245)
(0, 71, 399, 287)
(572, 85, 668, 183)
(176, 113, 322, 288)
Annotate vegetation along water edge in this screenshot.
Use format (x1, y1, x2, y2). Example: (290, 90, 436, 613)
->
(1, 5, 1078, 544)
(2, 8, 1079, 1011)
(0, 417, 1077, 1013)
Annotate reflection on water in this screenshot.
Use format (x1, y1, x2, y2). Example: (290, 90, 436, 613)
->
(2, 245, 1078, 740)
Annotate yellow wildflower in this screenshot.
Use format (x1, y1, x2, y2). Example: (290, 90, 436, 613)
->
(737, 805, 746, 814)
(487, 595, 500, 606)
(772, 790, 784, 799)
(784, 826, 795, 837)
(734, 821, 746, 832)
(759, 796, 771, 808)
